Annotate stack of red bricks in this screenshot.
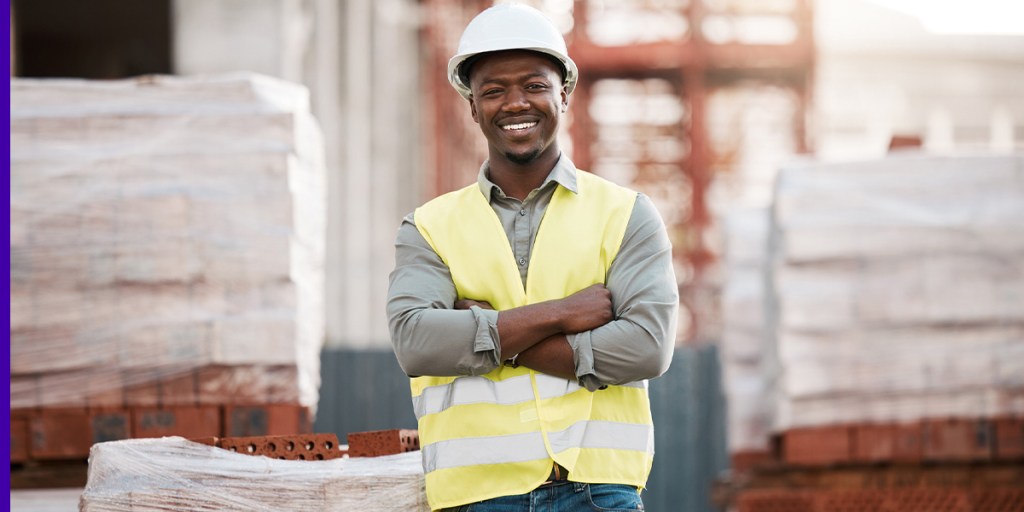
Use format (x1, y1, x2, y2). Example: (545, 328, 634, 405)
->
(720, 156, 1024, 510)
(9, 75, 327, 477)
(11, 404, 314, 465)
(738, 487, 1024, 512)
(728, 418, 1024, 511)
(778, 417, 1023, 467)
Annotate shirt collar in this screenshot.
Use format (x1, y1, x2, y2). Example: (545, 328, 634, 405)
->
(477, 153, 580, 200)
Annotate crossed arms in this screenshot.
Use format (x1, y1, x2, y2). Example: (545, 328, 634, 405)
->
(387, 194, 679, 390)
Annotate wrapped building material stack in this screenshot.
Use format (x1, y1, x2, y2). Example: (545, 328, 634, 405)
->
(719, 207, 773, 468)
(9, 74, 326, 469)
(723, 154, 1024, 512)
(80, 437, 429, 511)
(767, 154, 1024, 435)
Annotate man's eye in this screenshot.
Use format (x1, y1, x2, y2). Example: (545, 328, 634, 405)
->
(527, 83, 547, 90)
(482, 88, 502, 96)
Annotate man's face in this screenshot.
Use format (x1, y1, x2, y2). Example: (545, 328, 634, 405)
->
(468, 50, 568, 167)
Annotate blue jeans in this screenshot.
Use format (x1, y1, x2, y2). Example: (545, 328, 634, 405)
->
(447, 482, 644, 511)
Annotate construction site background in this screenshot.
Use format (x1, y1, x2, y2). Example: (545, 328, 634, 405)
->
(9, 0, 1024, 511)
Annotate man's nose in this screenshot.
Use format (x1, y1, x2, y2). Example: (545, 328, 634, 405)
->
(502, 88, 530, 111)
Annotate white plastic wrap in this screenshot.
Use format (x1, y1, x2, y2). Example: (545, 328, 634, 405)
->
(719, 207, 773, 452)
(9, 74, 326, 410)
(765, 153, 1024, 431)
(80, 437, 429, 511)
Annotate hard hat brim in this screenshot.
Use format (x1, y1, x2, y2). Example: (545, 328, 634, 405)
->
(448, 46, 579, 100)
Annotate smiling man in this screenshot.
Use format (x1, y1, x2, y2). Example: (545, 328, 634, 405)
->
(387, 4, 679, 511)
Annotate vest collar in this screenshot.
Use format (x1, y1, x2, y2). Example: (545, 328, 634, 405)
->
(477, 153, 580, 200)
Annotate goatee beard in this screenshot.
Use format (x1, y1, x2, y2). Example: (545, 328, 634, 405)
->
(505, 149, 541, 165)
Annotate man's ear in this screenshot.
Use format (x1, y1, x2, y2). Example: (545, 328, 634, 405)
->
(560, 86, 569, 112)
(469, 96, 480, 123)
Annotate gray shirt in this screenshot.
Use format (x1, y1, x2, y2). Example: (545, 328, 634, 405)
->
(387, 155, 678, 391)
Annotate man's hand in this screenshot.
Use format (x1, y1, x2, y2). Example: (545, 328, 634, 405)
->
(556, 284, 613, 334)
(491, 283, 615, 362)
(455, 299, 493, 310)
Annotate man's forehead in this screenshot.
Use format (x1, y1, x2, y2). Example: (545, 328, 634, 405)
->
(467, 50, 564, 84)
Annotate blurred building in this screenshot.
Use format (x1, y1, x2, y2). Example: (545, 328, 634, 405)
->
(814, 0, 1024, 160)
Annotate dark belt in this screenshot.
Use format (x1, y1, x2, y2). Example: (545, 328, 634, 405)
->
(539, 463, 570, 486)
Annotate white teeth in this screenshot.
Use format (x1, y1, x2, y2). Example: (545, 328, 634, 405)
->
(502, 122, 537, 131)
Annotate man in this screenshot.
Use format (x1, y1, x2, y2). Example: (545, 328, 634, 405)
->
(388, 4, 678, 511)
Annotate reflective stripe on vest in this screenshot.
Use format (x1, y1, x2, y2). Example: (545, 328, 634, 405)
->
(413, 169, 651, 510)
(422, 420, 653, 473)
(412, 373, 647, 420)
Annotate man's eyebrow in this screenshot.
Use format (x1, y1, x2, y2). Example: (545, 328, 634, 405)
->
(478, 72, 553, 86)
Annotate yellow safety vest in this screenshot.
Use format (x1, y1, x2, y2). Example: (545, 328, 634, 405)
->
(412, 169, 654, 510)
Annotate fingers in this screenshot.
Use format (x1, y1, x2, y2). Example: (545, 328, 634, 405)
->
(455, 299, 494, 310)
(559, 284, 614, 333)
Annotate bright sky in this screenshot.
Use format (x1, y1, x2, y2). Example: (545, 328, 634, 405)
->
(865, 0, 1024, 35)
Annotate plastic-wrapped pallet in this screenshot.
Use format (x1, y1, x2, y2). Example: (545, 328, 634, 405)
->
(9, 74, 326, 411)
(80, 437, 429, 511)
(765, 153, 1024, 430)
(720, 207, 773, 453)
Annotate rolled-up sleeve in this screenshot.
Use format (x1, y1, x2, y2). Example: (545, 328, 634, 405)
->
(387, 213, 502, 377)
(568, 194, 678, 390)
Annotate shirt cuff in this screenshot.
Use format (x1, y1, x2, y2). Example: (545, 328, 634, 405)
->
(567, 332, 605, 392)
(470, 306, 502, 369)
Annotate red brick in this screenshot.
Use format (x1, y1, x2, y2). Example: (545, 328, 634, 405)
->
(132, 406, 221, 439)
(852, 422, 922, 463)
(885, 488, 971, 511)
(347, 429, 420, 457)
(223, 404, 311, 437)
(85, 369, 125, 409)
(11, 416, 31, 463)
(10, 376, 40, 409)
(782, 425, 851, 466)
(123, 369, 160, 407)
(818, 490, 885, 511)
(197, 365, 265, 405)
(889, 135, 923, 151)
(740, 488, 991, 512)
(264, 365, 301, 403)
(736, 489, 814, 512)
(970, 488, 1024, 512)
(993, 417, 1024, 461)
(37, 371, 90, 407)
(90, 409, 132, 444)
(30, 407, 93, 460)
(922, 418, 993, 462)
(730, 450, 773, 472)
(10, 407, 35, 420)
(217, 433, 343, 461)
(159, 369, 198, 406)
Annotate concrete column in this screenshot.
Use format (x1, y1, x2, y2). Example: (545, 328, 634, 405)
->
(334, 0, 422, 348)
(339, 0, 375, 345)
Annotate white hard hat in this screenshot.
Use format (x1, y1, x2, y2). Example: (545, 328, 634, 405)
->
(447, 3, 579, 100)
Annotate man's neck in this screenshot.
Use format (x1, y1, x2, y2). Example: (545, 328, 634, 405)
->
(488, 151, 560, 201)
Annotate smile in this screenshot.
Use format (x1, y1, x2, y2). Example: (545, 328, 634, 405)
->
(501, 122, 537, 131)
